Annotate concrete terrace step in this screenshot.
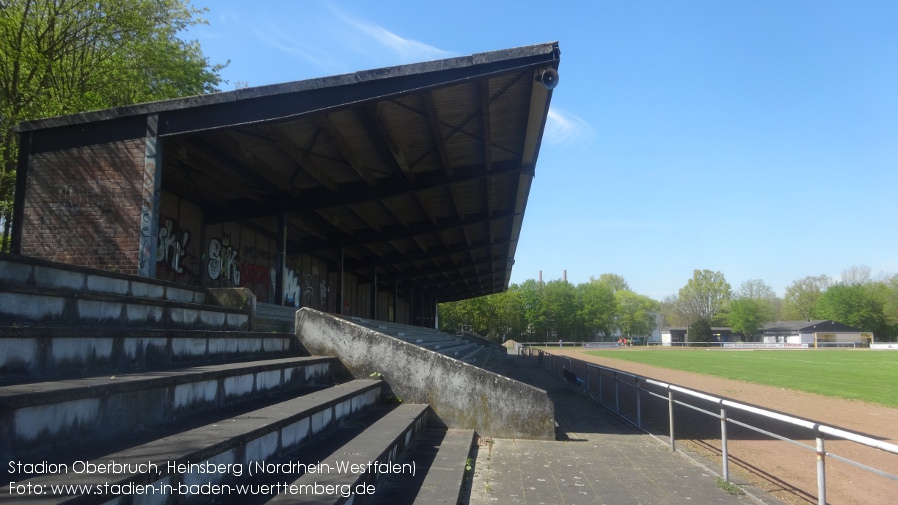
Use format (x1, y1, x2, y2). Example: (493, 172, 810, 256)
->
(0, 282, 251, 330)
(458, 344, 487, 362)
(4, 379, 383, 505)
(1, 356, 338, 461)
(444, 343, 478, 356)
(461, 346, 496, 367)
(374, 428, 475, 505)
(416, 339, 469, 351)
(0, 327, 297, 384)
(0, 254, 253, 331)
(340, 315, 505, 371)
(376, 330, 459, 342)
(263, 402, 431, 505)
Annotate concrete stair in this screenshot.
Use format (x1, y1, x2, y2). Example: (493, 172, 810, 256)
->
(341, 316, 503, 368)
(1, 256, 477, 505)
(0, 254, 254, 332)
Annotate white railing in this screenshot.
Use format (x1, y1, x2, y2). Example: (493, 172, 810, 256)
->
(528, 349, 898, 505)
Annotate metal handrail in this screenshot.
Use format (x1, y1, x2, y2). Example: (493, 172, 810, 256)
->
(527, 348, 898, 505)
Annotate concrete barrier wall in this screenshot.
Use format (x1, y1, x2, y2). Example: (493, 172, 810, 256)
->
(295, 307, 555, 440)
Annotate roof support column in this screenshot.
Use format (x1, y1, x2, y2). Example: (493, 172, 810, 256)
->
(371, 264, 378, 320)
(275, 210, 287, 305)
(393, 280, 399, 323)
(340, 247, 346, 315)
(433, 298, 440, 330)
(139, 114, 162, 278)
(9, 131, 30, 254)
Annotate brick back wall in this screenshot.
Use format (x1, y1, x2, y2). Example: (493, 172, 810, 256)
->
(156, 191, 203, 286)
(20, 139, 145, 274)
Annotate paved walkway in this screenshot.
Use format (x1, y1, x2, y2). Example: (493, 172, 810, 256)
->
(468, 354, 774, 505)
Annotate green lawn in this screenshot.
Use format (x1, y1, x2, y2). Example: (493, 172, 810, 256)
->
(582, 348, 898, 408)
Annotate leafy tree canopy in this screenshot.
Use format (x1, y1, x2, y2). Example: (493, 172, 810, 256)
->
(1, 0, 226, 249)
(726, 298, 767, 339)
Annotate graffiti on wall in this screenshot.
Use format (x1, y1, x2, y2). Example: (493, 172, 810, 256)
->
(207, 235, 240, 285)
(283, 268, 301, 307)
(241, 262, 270, 286)
(319, 280, 329, 310)
(303, 274, 315, 304)
(157, 219, 189, 273)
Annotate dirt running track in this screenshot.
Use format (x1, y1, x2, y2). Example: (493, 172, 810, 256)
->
(547, 348, 898, 505)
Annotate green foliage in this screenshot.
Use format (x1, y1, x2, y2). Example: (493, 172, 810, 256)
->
(662, 269, 731, 328)
(716, 477, 744, 495)
(687, 318, 712, 343)
(0, 0, 226, 249)
(815, 283, 889, 336)
(782, 275, 831, 320)
(577, 280, 617, 340)
(439, 274, 658, 342)
(615, 290, 660, 339)
(591, 273, 629, 293)
(726, 298, 767, 339)
(439, 266, 898, 344)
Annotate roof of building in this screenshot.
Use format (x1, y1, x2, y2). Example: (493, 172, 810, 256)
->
(664, 320, 863, 333)
(19, 42, 560, 302)
(760, 320, 862, 333)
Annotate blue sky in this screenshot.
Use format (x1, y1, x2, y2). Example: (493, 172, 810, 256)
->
(188, 1, 898, 300)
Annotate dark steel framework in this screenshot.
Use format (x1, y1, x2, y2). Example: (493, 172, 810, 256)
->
(13, 42, 560, 306)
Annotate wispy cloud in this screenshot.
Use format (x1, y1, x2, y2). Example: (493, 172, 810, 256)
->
(327, 4, 454, 64)
(545, 107, 596, 147)
(248, 23, 342, 73)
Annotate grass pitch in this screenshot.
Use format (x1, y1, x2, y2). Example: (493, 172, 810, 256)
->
(581, 348, 898, 408)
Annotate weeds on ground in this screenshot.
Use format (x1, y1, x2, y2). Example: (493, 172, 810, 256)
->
(716, 477, 744, 495)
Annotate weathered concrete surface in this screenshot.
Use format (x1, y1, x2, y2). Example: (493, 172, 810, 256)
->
(0, 253, 253, 330)
(295, 307, 555, 440)
(0, 356, 335, 461)
(0, 327, 297, 383)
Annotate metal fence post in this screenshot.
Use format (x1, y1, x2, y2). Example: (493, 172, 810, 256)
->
(668, 389, 676, 451)
(586, 366, 591, 399)
(816, 428, 826, 505)
(635, 378, 642, 430)
(720, 403, 729, 482)
(613, 371, 620, 415)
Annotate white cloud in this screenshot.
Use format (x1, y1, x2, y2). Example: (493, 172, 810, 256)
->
(248, 23, 340, 72)
(545, 107, 596, 147)
(326, 5, 454, 64)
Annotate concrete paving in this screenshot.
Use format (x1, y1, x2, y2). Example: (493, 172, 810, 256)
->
(468, 354, 773, 505)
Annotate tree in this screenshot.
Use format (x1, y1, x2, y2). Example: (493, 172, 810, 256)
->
(727, 298, 767, 340)
(841, 264, 872, 286)
(815, 283, 889, 337)
(675, 269, 731, 324)
(544, 279, 578, 340)
(660, 294, 688, 327)
(591, 273, 630, 293)
(687, 319, 712, 344)
(615, 290, 660, 338)
(782, 275, 831, 320)
(732, 278, 781, 322)
(578, 280, 617, 341)
(519, 279, 548, 340)
(736, 279, 775, 301)
(1, 0, 225, 249)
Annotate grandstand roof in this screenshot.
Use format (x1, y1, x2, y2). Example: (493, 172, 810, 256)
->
(17, 42, 560, 302)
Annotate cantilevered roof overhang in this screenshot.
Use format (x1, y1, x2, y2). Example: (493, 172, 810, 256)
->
(16, 42, 560, 302)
